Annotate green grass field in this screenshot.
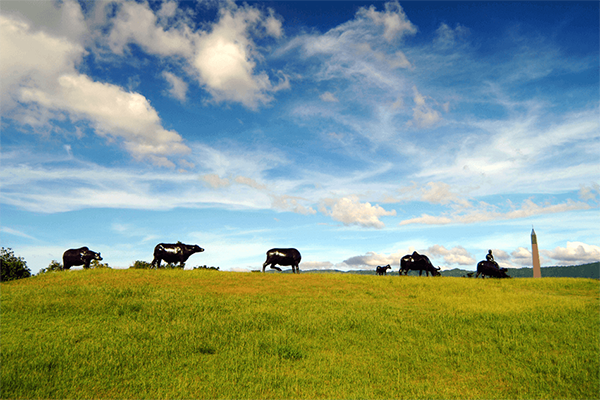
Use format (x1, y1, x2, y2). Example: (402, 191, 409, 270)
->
(2, 269, 598, 399)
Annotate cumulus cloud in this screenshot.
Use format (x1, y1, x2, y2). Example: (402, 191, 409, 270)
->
(0, 13, 83, 114)
(162, 71, 188, 102)
(300, 260, 334, 270)
(263, 10, 283, 38)
(20, 73, 190, 167)
(100, 1, 288, 109)
(320, 196, 396, 228)
(426, 245, 475, 265)
(1, 8, 190, 167)
(511, 247, 534, 267)
(544, 242, 600, 265)
(106, 0, 194, 57)
(343, 250, 403, 267)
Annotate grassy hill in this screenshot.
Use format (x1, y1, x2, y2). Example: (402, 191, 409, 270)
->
(2, 269, 598, 399)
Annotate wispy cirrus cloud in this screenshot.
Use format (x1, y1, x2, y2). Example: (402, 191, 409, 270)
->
(399, 198, 593, 226)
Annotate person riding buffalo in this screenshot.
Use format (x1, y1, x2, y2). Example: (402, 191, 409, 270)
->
(486, 250, 500, 269)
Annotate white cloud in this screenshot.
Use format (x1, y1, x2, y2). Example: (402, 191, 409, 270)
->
(394, 181, 472, 208)
(20, 73, 190, 167)
(100, 1, 287, 109)
(0, 227, 37, 241)
(511, 246, 533, 267)
(1, 10, 190, 167)
(400, 198, 592, 226)
(579, 183, 600, 202)
(299, 261, 334, 270)
(434, 23, 469, 48)
(320, 91, 338, 102)
(106, 0, 194, 57)
(357, 1, 417, 42)
(0, 0, 88, 47)
(201, 174, 231, 189)
(0, 13, 83, 114)
(190, 4, 287, 109)
(409, 86, 442, 128)
(426, 245, 475, 266)
(162, 71, 188, 102)
(263, 10, 283, 39)
(544, 242, 600, 265)
(272, 195, 316, 216)
(320, 196, 396, 228)
(343, 250, 404, 267)
(235, 176, 267, 191)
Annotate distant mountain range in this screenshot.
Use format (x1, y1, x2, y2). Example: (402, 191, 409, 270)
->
(294, 262, 600, 279)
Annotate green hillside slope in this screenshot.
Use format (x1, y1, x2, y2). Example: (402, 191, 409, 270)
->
(2, 269, 598, 399)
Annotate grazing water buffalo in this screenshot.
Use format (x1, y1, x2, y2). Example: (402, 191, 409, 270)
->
(376, 265, 391, 275)
(399, 251, 441, 276)
(476, 261, 510, 278)
(63, 247, 102, 270)
(151, 242, 204, 268)
(262, 248, 301, 273)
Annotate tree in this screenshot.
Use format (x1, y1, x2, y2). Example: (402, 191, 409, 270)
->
(1, 248, 32, 282)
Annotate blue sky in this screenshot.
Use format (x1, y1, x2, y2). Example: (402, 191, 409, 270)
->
(1, 0, 598, 274)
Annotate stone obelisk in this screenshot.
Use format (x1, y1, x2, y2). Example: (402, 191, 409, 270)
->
(531, 228, 541, 278)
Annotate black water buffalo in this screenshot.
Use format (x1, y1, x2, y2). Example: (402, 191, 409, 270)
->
(399, 251, 441, 276)
(262, 248, 301, 273)
(476, 261, 510, 278)
(63, 247, 102, 270)
(151, 242, 204, 268)
(376, 265, 391, 275)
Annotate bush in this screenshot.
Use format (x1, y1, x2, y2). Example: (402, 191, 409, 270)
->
(0, 248, 32, 282)
(130, 260, 184, 269)
(90, 259, 111, 269)
(193, 265, 220, 271)
(130, 260, 153, 269)
(38, 260, 63, 274)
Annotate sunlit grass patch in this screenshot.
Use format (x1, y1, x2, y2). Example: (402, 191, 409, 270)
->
(2, 270, 598, 399)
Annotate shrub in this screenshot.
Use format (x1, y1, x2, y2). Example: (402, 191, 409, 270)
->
(0, 248, 32, 282)
(130, 260, 184, 269)
(38, 260, 63, 274)
(130, 260, 153, 269)
(90, 259, 111, 269)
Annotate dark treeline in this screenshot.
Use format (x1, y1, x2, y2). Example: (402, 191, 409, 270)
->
(424, 262, 598, 279)
(298, 262, 600, 279)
